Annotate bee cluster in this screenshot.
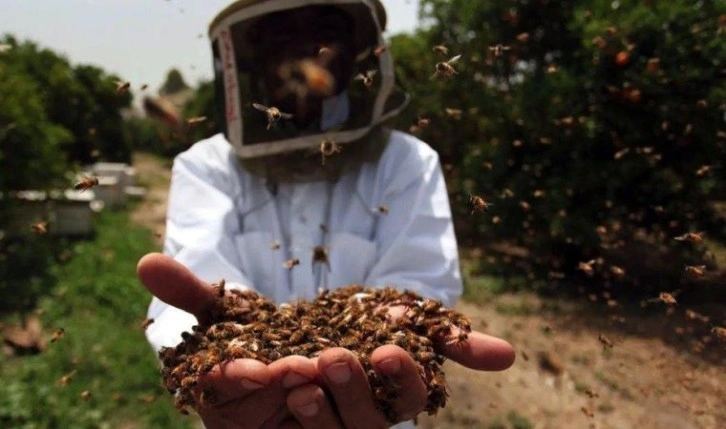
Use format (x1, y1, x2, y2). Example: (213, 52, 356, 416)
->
(159, 285, 472, 421)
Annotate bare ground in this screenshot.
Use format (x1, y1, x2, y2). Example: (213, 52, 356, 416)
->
(130, 153, 725, 429)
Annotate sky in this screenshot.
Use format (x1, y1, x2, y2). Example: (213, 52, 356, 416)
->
(0, 0, 420, 101)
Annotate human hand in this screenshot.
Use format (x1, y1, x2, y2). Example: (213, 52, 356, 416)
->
(285, 306, 515, 428)
(137, 252, 318, 429)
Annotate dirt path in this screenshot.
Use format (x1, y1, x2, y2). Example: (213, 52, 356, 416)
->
(130, 153, 725, 429)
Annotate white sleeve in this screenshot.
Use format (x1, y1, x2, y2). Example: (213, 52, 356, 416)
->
(145, 141, 254, 353)
(364, 142, 463, 308)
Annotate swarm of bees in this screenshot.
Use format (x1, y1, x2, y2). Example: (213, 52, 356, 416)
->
(158, 285, 472, 421)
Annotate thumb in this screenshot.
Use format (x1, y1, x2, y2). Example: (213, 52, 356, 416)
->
(137, 252, 217, 322)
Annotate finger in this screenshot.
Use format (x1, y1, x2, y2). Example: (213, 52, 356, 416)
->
(287, 384, 344, 429)
(137, 252, 216, 321)
(439, 330, 516, 371)
(196, 358, 270, 406)
(318, 348, 388, 429)
(371, 345, 428, 422)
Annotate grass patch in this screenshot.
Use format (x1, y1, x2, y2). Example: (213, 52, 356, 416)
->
(506, 410, 533, 429)
(0, 210, 195, 429)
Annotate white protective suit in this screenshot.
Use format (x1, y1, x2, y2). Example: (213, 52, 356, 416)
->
(145, 130, 462, 429)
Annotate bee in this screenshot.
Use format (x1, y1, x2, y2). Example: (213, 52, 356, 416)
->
(74, 175, 99, 192)
(283, 258, 300, 270)
(685, 309, 709, 323)
(115, 80, 131, 94)
(50, 327, 65, 343)
(376, 205, 389, 214)
(57, 370, 76, 386)
(674, 232, 704, 244)
(585, 388, 599, 398)
(373, 45, 387, 56)
(186, 116, 207, 126)
(444, 107, 463, 119)
(489, 44, 511, 57)
(432, 44, 449, 56)
(80, 390, 92, 401)
(614, 147, 630, 160)
(469, 194, 492, 214)
(31, 221, 48, 235)
(252, 103, 294, 130)
(270, 241, 281, 250)
(684, 265, 706, 278)
(416, 116, 430, 129)
(581, 405, 594, 418)
(598, 333, 614, 351)
(140, 84, 148, 90)
(647, 291, 679, 306)
(354, 69, 377, 88)
(319, 137, 342, 165)
(610, 265, 625, 278)
(140, 318, 155, 330)
(312, 246, 330, 272)
(577, 260, 597, 276)
(432, 54, 462, 78)
(516, 33, 530, 43)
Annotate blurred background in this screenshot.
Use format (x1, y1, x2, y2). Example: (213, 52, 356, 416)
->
(1, 0, 724, 428)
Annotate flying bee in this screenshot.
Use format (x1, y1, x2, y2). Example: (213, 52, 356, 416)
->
(585, 388, 599, 399)
(711, 326, 726, 342)
(140, 84, 148, 90)
(444, 107, 463, 119)
(598, 333, 614, 351)
(252, 103, 294, 130)
(489, 44, 511, 57)
(31, 221, 48, 235)
(373, 45, 387, 56)
(115, 80, 130, 94)
(270, 241, 281, 250)
(50, 328, 65, 343)
(319, 137, 342, 165)
(354, 70, 377, 88)
(581, 405, 594, 418)
(74, 175, 99, 192)
(469, 194, 492, 214)
(376, 205, 389, 214)
(57, 370, 76, 387)
(140, 318, 155, 330)
(674, 232, 703, 243)
(646, 291, 679, 306)
(432, 54, 462, 78)
(610, 265, 625, 278)
(186, 116, 207, 126)
(312, 245, 330, 272)
(432, 44, 449, 56)
(684, 265, 706, 278)
(80, 390, 92, 401)
(577, 259, 597, 276)
(283, 258, 300, 270)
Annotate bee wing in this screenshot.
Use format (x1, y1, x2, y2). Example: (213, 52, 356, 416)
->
(368, 70, 378, 77)
(279, 112, 294, 119)
(447, 54, 462, 64)
(354, 73, 365, 81)
(252, 103, 269, 111)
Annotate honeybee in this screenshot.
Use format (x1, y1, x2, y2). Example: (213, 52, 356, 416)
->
(488, 44, 511, 57)
(252, 103, 294, 130)
(585, 388, 599, 399)
(140, 318, 155, 330)
(270, 241, 281, 250)
(31, 221, 48, 235)
(50, 327, 65, 343)
(432, 54, 462, 78)
(312, 246, 330, 272)
(373, 45, 387, 56)
(685, 309, 709, 323)
(115, 80, 131, 94)
(80, 390, 92, 401)
(283, 258, 300, 270)
(354, 69, 377, 88)
(516, 33, 530, 43)
(598, 333, 614, 351)
(469, 194, 492, 214)
(140, 84, 148, 90)
(674, 232, 703, 243)
(684, 265, 706, 278)
(581, 405, 594, 418)
(186, 116, 207, 126)
(432, 44, 449, 56)
(57, 370, 76, 386)
(610, 265, 625, 278)
(319, 137, 342, 165)
(647, 291, 679, 306)
(444, 107, 463, 119)
(416, 116, 430, 129)
(74, 175, 99, 192)
(376, 205, 389, 214)
(696, 165, 712, 176)
(577, 260, 597, 276)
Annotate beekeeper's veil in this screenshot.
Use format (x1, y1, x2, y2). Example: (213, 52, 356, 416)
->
(208, 0, 409, 181)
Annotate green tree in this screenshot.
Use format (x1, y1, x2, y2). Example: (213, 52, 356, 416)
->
(160, 68, 190, 95)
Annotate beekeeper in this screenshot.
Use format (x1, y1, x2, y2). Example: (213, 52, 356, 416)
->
(137, 1, 515, 428)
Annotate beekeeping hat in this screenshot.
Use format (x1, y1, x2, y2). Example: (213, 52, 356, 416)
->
(207, 0, 408, 171)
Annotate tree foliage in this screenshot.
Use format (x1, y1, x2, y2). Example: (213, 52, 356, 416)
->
(391, 0, 726, 293)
